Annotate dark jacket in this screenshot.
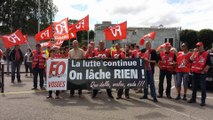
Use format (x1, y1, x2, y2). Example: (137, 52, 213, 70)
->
(9, 49, 24, 62)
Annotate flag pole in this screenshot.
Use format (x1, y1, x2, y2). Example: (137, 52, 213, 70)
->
(38, 0, 41, 33)
(88, 29, 90, 45)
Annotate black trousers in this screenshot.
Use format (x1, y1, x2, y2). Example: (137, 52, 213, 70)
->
(49, 91, 60, 96)
(70, 89, 82, 96)
(92, 89, 113, 97)
(191, 73, 206, 103)
(33, 67, 44, 89)
(117, 89, 129, 97)
(158, 70, 172, 96)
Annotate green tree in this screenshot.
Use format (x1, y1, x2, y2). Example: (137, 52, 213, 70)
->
(180, 29, 198, 49)
(198, 29, 213, 49)
(0, 0, 58, 34)
(89, 30, 95, 40)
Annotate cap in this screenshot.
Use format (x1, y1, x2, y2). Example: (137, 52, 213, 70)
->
(195, 42, 204, 47)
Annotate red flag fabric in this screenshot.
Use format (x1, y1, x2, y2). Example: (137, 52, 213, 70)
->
(74, 15, 89, 32)
(53, 40, 64, 48)
(1, 30, 26, 48)
(139, 32, 156, 45)
(40, 41, 52, 48)
(68, 24, 77, 39)
(53, 18, 69, 41)
(35, 25, 53, 42)
(103, 21, 127, 41)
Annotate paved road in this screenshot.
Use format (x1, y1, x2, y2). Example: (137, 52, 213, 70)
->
(1, 65, 213, 120)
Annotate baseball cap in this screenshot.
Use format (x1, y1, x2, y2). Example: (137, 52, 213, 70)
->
(195, 42, 204, 47)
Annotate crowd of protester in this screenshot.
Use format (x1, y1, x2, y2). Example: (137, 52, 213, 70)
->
(1, 40, 212, 107)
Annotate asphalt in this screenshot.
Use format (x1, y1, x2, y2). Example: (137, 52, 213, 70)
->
(0, 65, 213, 120)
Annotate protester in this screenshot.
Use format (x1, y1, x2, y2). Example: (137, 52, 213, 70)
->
(46, 49, 60, 99)
(64, 46, 70, 58)
(158, 42, 176, 99)
(3, 48, 11, 75)
(9, 45, 23, 83)
(24, 48, 33, 77)
(188, 42, 211, 106)
(85, 44, 95, 59)
(175, 43, 192, 100)
(68, 40, 85, 97)
(32, 44, 46, 90)
(111, 43, 128, 99)
(140, 41, 158, 102)
(45, 45, 51, 58)
(92, 40, 114, 99)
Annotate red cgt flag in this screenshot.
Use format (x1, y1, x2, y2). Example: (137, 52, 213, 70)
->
(68, 24, 77, 39)
(53, 40, 64, 48)
(40, 41, 52, 48)
(103, 21, 127, 41)
(139, 32, 156, 45)
(74, 15, 89, 32)
(35, 25, 53, 42)
(53, 18, 69, 41)
(1, 30, 26, 48)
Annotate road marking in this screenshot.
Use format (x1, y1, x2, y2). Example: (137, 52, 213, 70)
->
(197, 96, 213, 99)
(0, 90, 46, 95)
(153, 104, 203, 120)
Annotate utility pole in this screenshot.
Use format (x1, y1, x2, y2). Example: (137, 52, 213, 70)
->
(38, 0, 41, 32)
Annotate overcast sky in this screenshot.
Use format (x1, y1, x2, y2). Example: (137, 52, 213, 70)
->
(53, 0, 213, 30)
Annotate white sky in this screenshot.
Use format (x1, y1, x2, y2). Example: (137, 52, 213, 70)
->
(53, 0, 213, 30)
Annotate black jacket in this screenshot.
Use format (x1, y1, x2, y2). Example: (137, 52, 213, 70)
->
(9, 49, 23, 62)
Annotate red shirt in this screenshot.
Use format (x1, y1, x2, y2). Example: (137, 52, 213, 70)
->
(175, 51, 192, 73)
(85, 51, 95, 59)
(94, 48, 110, 59)
(111, 50, 125, 59)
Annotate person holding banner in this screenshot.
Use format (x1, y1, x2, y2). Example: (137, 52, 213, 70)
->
(46, 49, 60, 99)
(158, 42, 176, 99)
(111, 43, 128, 99)
(85, 44, 95, 59)
(32, 44, 46, 90)
(68, 40, 85, 97)
(9, 45, 24, 83)
(92, 40, 114, 99)
(140, 41, 158, 102)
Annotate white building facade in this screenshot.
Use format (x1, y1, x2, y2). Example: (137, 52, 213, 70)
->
(94, 21, 181, 49)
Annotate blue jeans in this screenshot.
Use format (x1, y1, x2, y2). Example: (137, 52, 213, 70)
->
(159, 70, 172, 96)
(191, 73, 206, 103)
(11, 61, 21, 82)
(144, 70, 157, 98)
(33, 67, 44, 89)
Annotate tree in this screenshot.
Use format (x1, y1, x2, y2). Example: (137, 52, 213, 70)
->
(89, 30, 95, 40)
(180, 29, 198, 49)
(198, 29, 213, 49)
(0, 0, 58, 34)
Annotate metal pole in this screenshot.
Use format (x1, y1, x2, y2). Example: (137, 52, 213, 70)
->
(38, 0, 41, 33)
(88, 30, 90, 44)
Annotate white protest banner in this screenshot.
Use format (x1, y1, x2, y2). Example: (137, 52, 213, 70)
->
(46, 59, 68, 90)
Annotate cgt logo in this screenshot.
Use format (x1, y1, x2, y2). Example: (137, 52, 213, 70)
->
(109, 25, 122, 37)
(8, 33, 21, 43)
(49, 61, 66, 78)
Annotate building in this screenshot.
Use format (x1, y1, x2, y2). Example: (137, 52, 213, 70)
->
(94, 21, 181, 49)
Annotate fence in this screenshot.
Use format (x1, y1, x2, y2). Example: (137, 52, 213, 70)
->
(0, 63, 4, 93)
